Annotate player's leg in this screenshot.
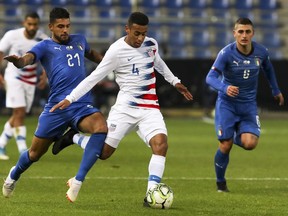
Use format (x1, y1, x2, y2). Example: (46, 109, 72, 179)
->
(66, 111, 107, 202)
(12, 83, 37, 154)
(214, 99, 236, 192)
(0, 120, 13, 160)
(3, 105, 67, 198)
(137, 109, 168, 194)
(10, 107, 28, 153)
(2, 136, 53, 198)
(237, 103, 261, 150)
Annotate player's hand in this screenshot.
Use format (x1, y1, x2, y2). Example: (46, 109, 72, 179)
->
(175, 83, 193, 101)
(226, 85, 239, 97)
(274, 93, 284, 106)
(4, 55, 23, 68)
(49, 99, 71, 112)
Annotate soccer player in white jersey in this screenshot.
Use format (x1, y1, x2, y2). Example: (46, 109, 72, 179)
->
(50, 12, 193, 204)
(0, 12, 48, 160)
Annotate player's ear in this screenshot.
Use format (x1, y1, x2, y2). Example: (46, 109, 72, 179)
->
(125, 25, 130, 34)
(48, 23, 53, 31)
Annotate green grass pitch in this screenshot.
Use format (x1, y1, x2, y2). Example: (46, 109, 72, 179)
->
(0, 116, 288, 215)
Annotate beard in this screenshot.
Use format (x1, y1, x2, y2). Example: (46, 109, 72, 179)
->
(54, 34, 70, 44)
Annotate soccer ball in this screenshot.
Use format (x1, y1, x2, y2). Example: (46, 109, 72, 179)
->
(146, 183, 174, 209)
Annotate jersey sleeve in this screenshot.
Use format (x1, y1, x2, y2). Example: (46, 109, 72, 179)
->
(0, 31, 13, 53)
(28, 40, 47, 63)
(261, 51, 281, 96)
(67, 44, 118, 103)
(206, 49, 228, 94)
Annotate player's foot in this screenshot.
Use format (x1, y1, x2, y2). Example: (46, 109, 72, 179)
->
(0, 147, 9, 160)
(52, 128, 77, 155)
(66, 177, 82, 202)
(2, 166, 17, 198)
(143, 197, 150, 207)
(217, 181, 229, 192)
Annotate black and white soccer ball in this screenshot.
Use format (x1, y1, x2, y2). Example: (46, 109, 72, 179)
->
(146, 183, 174, 209)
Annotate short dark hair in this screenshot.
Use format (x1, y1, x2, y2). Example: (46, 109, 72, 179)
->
(234, 17, 254, 28)
(49, 7, 70, 23)
(25, 11, 40, 20)
(127, 12, 149, 27)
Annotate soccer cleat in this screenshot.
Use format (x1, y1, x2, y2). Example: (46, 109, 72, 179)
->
(52, 128, 77, 155)
(0, 147, 9, 160)
(66, 177, 82, 202)
(143, 197, 150, 207)
(2, 166, 17, 198)
(217, 181, 230, 192)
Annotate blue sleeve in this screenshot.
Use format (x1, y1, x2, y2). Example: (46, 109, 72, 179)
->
(206, 68, 227, 94)
(206, 49, 228, 94)
(262, 54, 281, 96)
(28, 41, 46, 63)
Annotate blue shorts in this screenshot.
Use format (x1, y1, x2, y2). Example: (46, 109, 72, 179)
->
(214, 98, 261, 141)
(34, 102, 100, 139)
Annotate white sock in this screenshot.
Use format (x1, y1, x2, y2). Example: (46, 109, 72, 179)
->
(0, 121, 13, 148)
(73, 134, 90, 149)
(147, 154, 166, 192)
(13, 126, 27, 153)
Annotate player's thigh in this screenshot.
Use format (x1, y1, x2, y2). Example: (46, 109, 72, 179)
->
(6, 79, 35, 109)
(105, 107, 136, 148)
(238, 101, 260, 136)
(137, 109, 167, 147)
(35, 105, 70, 139)
(77, 112, 107, 133)
(24, 83, 36, 113)
(215, 99, 237, 140)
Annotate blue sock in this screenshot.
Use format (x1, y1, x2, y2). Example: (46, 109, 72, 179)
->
(214, 148, 229, 182)
(233, 132, 243, 148)
(75, 133, 106, 181)
(11, 150, 33, 181)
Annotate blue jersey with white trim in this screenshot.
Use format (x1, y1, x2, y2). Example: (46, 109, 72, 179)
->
(207, 41, 280, 102)
(29, 34, 92, 103)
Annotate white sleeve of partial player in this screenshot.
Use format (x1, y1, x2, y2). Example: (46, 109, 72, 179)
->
(0, 31, 13, 53)
(154, 53, 181, 86)
(66, 48, 118, 103)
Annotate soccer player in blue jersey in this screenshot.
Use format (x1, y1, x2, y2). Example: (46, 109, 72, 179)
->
(2, 7, 107, 202)
(206, 18, 284, 192)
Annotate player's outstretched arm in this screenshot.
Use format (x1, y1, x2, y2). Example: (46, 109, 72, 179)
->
(4, 53, 34, 68)
(50, 99, 71, 112)
(175, 83, 193, 101)
(274, 93, 284, 106)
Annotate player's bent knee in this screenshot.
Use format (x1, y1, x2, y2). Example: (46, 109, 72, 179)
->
(243, 142, 257, 150)
(99, 143, 115, 160)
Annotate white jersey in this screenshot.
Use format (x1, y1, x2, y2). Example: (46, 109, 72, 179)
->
(0, 27, 48, 84)
(68, 36, 180, 109)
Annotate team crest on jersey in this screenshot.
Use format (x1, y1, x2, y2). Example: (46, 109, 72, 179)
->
(66, 46, 73, 50)
(109, 123, 117, 132)
(77, 44, 84, 51)
(254, 58, 260, 66)
(147, 48, 156, 57)
(217, 125, 223, 136)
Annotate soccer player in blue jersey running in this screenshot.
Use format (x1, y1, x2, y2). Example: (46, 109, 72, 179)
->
(206, 18, 284, 192)
(2, 7, 107, 202)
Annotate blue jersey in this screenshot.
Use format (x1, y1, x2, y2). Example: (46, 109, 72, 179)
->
(29, 34, 92, 104)
(206, 41, 280, 102)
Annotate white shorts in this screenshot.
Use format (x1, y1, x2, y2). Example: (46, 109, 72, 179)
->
(105, 105, 167, 148)
(5, 78, 36, 113)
